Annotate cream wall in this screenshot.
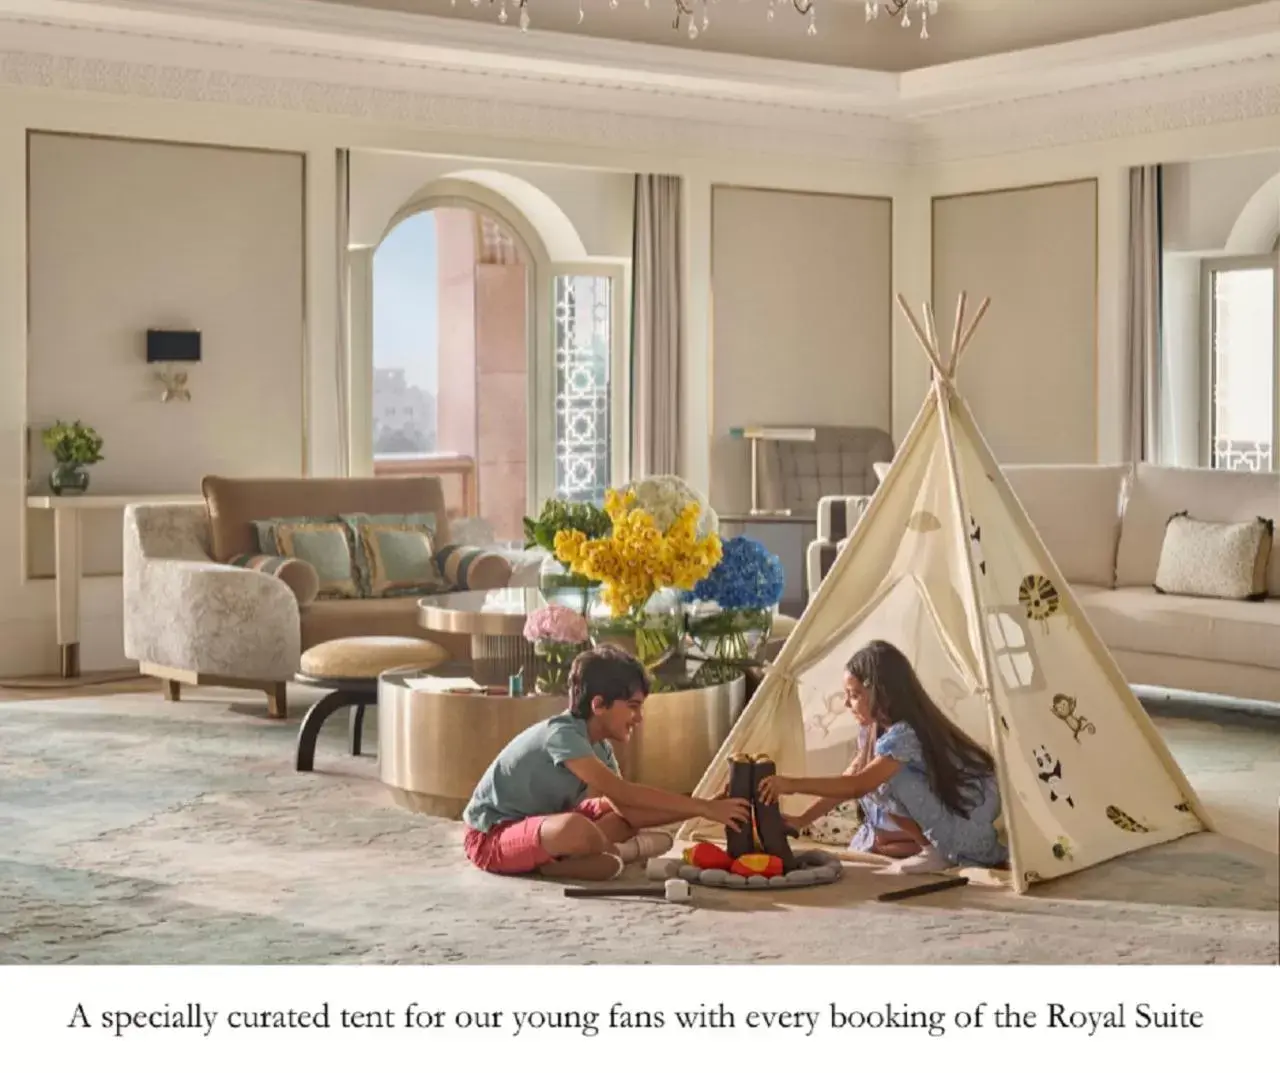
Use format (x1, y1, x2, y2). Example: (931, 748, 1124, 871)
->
(931, 180, 1099, 464)
(24, 133, 305, 585)
(709, 186, 893, 512)
(1160, 254, 1204, 466)
(1163, 150, 1280, 254)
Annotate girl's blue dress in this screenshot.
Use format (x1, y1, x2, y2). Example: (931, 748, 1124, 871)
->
(850, 721, 1007, 868)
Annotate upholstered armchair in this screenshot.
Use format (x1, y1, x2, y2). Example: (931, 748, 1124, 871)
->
(803, 449, 892, 598)
(757, 425, 893, 515)
(124, 503, 301, 712)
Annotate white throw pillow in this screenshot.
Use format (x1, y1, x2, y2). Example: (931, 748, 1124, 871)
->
(1153, 512, 1273, 601)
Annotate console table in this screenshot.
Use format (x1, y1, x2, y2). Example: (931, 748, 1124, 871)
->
(27, 493, 203, 677)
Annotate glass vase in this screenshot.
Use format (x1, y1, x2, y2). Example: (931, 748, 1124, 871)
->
(686, 601, 775, 682)
(537, 556, 600, 615)
(49, 462, 90, 497)
(532, 640, 584, 695)
(587, 587, 684, 671)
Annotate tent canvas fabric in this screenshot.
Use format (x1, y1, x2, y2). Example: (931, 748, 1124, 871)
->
(679, 295, 1211, 892)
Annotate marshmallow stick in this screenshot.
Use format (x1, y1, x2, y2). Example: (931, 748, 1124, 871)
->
(564, 878, 692, 903)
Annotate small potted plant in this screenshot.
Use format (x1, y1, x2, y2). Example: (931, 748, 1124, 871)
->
(41, 420, 105, 496)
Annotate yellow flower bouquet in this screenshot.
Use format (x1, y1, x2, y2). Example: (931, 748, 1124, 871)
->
(554, 488, 722, 668)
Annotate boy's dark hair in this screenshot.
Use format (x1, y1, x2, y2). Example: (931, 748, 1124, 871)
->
(567, 645, 650, 719)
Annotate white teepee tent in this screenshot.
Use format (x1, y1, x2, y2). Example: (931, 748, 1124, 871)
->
(680, 293, 1212, 892)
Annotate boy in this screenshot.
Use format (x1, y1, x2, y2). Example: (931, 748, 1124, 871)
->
(462, 645, 751, 881)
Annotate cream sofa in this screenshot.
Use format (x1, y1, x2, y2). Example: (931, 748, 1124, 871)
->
(810, 462, 1280, 706)
(123, 476, 512, 714)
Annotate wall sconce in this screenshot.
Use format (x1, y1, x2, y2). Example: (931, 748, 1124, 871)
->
(146, 329, 201, 401)
(729, 425, 817, 516)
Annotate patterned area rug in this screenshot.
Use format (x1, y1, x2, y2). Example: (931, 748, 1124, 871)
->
(0, 686, 1276, 965)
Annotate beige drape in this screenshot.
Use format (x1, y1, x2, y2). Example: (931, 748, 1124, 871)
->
(335, 148, 352, 476)
(630, 174, 684, 477)
(1126, 164, 1162, 463)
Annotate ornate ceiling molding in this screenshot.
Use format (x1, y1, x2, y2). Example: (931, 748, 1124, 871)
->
(912, 53, 1280, 162)
(4, 0, 1280, 166)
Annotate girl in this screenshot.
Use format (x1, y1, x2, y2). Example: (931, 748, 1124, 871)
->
(763, 640, 1008, 874)
(786, 718, 921, 859)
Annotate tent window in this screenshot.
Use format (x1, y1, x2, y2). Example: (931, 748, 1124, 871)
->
(986, 609, 1044, 692)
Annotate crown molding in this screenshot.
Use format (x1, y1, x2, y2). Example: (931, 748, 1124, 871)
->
(4, 0, 1280, 166)
(913, 52, 1280, 162)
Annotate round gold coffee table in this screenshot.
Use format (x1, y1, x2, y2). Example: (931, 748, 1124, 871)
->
(378, 663, 565, 819)
(378, 663, 748, 816)
(614, 675, 747, 793)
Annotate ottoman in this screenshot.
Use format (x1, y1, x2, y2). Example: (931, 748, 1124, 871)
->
(295, 636, 447, 773)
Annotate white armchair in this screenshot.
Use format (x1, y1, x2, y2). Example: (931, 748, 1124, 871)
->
(124, 503, 300, 714)
(805, 494, 873, 598)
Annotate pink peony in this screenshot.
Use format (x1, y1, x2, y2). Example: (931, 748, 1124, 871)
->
(523, 604, 589, 645)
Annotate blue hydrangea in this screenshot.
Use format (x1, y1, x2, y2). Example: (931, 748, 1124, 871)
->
(690, 536, 785, 610)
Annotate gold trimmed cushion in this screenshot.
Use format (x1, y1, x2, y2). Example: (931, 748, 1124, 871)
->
(1154, 512, 1274, 601)
(300, 636, 448, 680)
(343, 511, 450, 598)
(252, 516, 359, 599)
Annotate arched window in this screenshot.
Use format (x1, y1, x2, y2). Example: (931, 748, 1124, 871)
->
(372, 207, 531, 541)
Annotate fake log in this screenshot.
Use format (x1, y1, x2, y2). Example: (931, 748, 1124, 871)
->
(750, 754, 796, 872)
(725, 753, 757, 859)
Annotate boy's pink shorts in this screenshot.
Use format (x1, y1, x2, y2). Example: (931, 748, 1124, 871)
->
(463, 798, 614, 875)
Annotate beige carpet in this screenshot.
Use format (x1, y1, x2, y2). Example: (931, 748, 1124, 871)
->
(0, 685, 1276, 964)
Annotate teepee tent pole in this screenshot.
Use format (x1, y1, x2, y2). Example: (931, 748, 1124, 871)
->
(923, 301, 941, 360)
(952, 296, 991, 375)
(950, 397, 1216, 835)
(948, 291, 968, 375)
(929, 374, 1030, 894)
(896, 295, 948, 381)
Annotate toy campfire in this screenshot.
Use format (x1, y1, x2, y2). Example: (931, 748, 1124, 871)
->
(683, 752, 800, 878)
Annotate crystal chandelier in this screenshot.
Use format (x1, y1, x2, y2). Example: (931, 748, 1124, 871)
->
(866, 1, 938, 41)
(449, 1, 941, 42)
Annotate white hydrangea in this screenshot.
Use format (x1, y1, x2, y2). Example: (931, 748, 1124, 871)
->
(619, 474, 718, 536)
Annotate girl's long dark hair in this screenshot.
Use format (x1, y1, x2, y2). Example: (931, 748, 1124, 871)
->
(847, 640, 995, 817)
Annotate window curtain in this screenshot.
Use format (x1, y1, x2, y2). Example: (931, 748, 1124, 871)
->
(1125, 164, 1163, 463)
(630, 174, 684, 478)
(335, 148, 352, 476)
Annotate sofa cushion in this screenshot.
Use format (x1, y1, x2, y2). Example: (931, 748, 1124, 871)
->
(1154, 513, 1273, 601)
(1116, 464, 1280, 595)
(203, 475, 448, 562)
(435, 544, 514, 591)
(1001, 464, 1131, 588)
(1075, 586, 1280, 671)
(225, 553, 320, 607)
(343, 511, 448, 597)
(253, 516, 360, 599)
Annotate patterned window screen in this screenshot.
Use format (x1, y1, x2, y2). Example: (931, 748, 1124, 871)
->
(554, 275, 613, 503)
